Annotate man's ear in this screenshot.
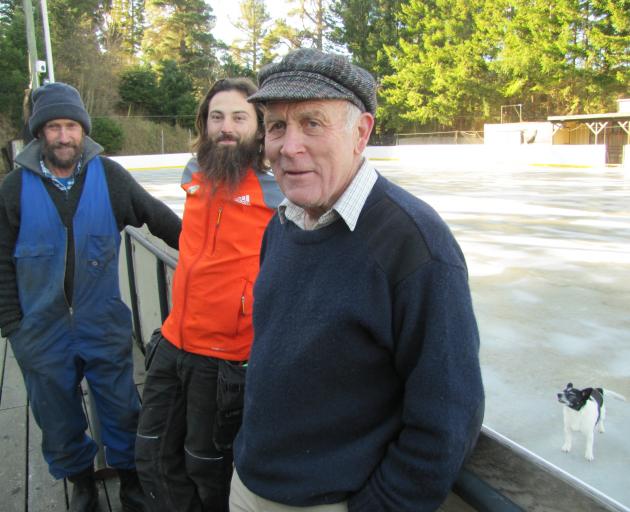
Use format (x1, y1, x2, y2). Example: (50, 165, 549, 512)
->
(355, 112, 374, 155)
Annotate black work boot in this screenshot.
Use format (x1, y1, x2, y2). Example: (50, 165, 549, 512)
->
(118, 468, 148, 512)
(68, 465, 99, 512)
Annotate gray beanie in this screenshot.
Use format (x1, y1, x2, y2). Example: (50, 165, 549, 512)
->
(248, 49, 377, 115)
(29, 82, 91, 137)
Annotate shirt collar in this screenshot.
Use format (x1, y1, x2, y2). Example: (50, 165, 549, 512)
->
(39, 155, 83, 179)
(39, 156, 83, 192)
(278, 158, 377, 231)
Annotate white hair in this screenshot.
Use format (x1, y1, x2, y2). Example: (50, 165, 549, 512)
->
(344, 102, 363, 133)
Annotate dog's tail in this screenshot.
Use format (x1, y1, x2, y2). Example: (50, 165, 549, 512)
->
(603, 389, 627, 401)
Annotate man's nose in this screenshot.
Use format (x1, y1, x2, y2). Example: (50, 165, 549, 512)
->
(221, 118, 235, 134)
(279, 126, 304, 157)
(57, 127, 73, 143)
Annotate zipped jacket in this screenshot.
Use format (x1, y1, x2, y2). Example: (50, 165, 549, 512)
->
(161, 158, 282, 360)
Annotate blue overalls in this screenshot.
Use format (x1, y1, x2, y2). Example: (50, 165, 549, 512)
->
(9, 158, 140, 479)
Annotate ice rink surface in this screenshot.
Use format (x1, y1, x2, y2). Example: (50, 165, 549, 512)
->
(132, 162, 630, 508)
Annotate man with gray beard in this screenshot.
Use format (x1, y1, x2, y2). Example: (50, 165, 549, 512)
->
(0, 82, 181, 512)
(135, 78, 283, 512)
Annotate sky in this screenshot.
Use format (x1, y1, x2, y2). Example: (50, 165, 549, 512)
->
(210, 1, 288, 46)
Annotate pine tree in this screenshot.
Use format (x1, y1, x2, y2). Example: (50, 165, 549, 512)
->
(0, 0, 30, 128)
(142, 0, 220, 92)
(231, 0, 271, 72)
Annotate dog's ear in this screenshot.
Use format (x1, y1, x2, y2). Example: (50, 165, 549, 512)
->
(567, 382, 573, 389)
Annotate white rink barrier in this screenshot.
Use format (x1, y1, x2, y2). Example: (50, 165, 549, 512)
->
(365, 144, 607, 169)
(111, 144, 608, 172)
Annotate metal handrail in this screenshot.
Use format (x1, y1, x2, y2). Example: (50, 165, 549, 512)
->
(124, 226, 178, 350)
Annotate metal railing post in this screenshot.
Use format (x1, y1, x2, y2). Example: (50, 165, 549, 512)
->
(125, 230, 144, 349)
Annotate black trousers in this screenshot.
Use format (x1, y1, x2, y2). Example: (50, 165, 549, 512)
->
(135, 338, 234, 512)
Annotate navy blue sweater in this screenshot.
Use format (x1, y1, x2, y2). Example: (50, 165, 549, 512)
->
(234, 175, 484, 512)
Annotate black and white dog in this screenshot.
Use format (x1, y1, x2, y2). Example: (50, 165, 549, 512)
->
(557, 382, 626, 461)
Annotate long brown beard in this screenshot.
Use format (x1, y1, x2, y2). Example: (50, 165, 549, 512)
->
(42, 138, 84, 172)
(196, 133, 261, 193)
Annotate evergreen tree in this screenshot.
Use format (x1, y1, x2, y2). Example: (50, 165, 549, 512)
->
(155, 59, 197, 128)
(381, 0, 628, 128)
(46, 0, 121, 115)
(142, 0, 220, 92)
(287, 0, 333, 50)
(0, 0, 30, 128)
(119, 66, 160, 115)
(382, 0, 502, 128)
(101, 0, 145, 58)
(231, 0, 271, 72)
(261, 0, 336, 63)
(488, 0, 630, 116)
(219, 54, 257, 81)
(91, 116, 124, 154)
(262, 18, 302, 62)
(330, 0, 402, 79)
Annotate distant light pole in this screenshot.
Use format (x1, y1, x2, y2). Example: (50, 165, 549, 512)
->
(22, 0, 55, 88)
(40, 0, 55, 83)
(22, 0, 40, 90)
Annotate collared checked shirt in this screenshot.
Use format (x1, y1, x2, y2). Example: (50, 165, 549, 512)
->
(278, 158, 378, 231)
(39, 156, 83, 193)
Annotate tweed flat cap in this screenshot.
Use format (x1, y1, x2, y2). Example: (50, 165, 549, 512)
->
(248, 49, 377, 115)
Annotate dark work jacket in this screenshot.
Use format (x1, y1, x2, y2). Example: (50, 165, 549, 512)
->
(0, 137, 181, 338)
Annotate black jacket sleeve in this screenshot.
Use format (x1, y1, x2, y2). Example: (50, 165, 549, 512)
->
(102, 158, 181, 250)
(0, 170, 23, 338)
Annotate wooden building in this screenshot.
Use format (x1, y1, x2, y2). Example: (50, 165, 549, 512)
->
(549, 99, 630, 165)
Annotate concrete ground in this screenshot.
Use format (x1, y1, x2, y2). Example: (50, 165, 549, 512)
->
(132, 162, 630, 509)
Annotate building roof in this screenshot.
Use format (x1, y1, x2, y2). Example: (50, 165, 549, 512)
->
(548, 112, 630, 123)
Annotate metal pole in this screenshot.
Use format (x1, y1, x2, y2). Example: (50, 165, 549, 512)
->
(22, 0, 40, 90)
(40, 0, 55, 82)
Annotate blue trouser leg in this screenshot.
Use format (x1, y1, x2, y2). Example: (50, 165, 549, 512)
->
(18, 348, 98, 479)
(83, 334, 140, 470)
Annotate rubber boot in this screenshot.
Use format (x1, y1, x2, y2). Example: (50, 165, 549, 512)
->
(68, 465, 98, 512)
(118, 468, 148, 512)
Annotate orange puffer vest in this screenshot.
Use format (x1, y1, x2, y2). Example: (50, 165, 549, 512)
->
(161, 159, 282, 360)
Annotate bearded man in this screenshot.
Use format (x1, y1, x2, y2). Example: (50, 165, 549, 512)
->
(0, 82, 182, 512)
(135, 78, 283, 512)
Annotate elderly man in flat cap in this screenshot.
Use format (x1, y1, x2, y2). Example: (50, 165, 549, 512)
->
(0, 82, 181, 512)
(230, 49, 485, 512)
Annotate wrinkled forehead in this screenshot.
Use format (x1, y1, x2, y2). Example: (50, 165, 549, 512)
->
(263, 99, 349, 121)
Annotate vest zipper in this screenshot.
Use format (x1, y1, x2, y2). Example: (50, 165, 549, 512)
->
(211, 207, 223, 253)
(63, 227, 73, 317)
